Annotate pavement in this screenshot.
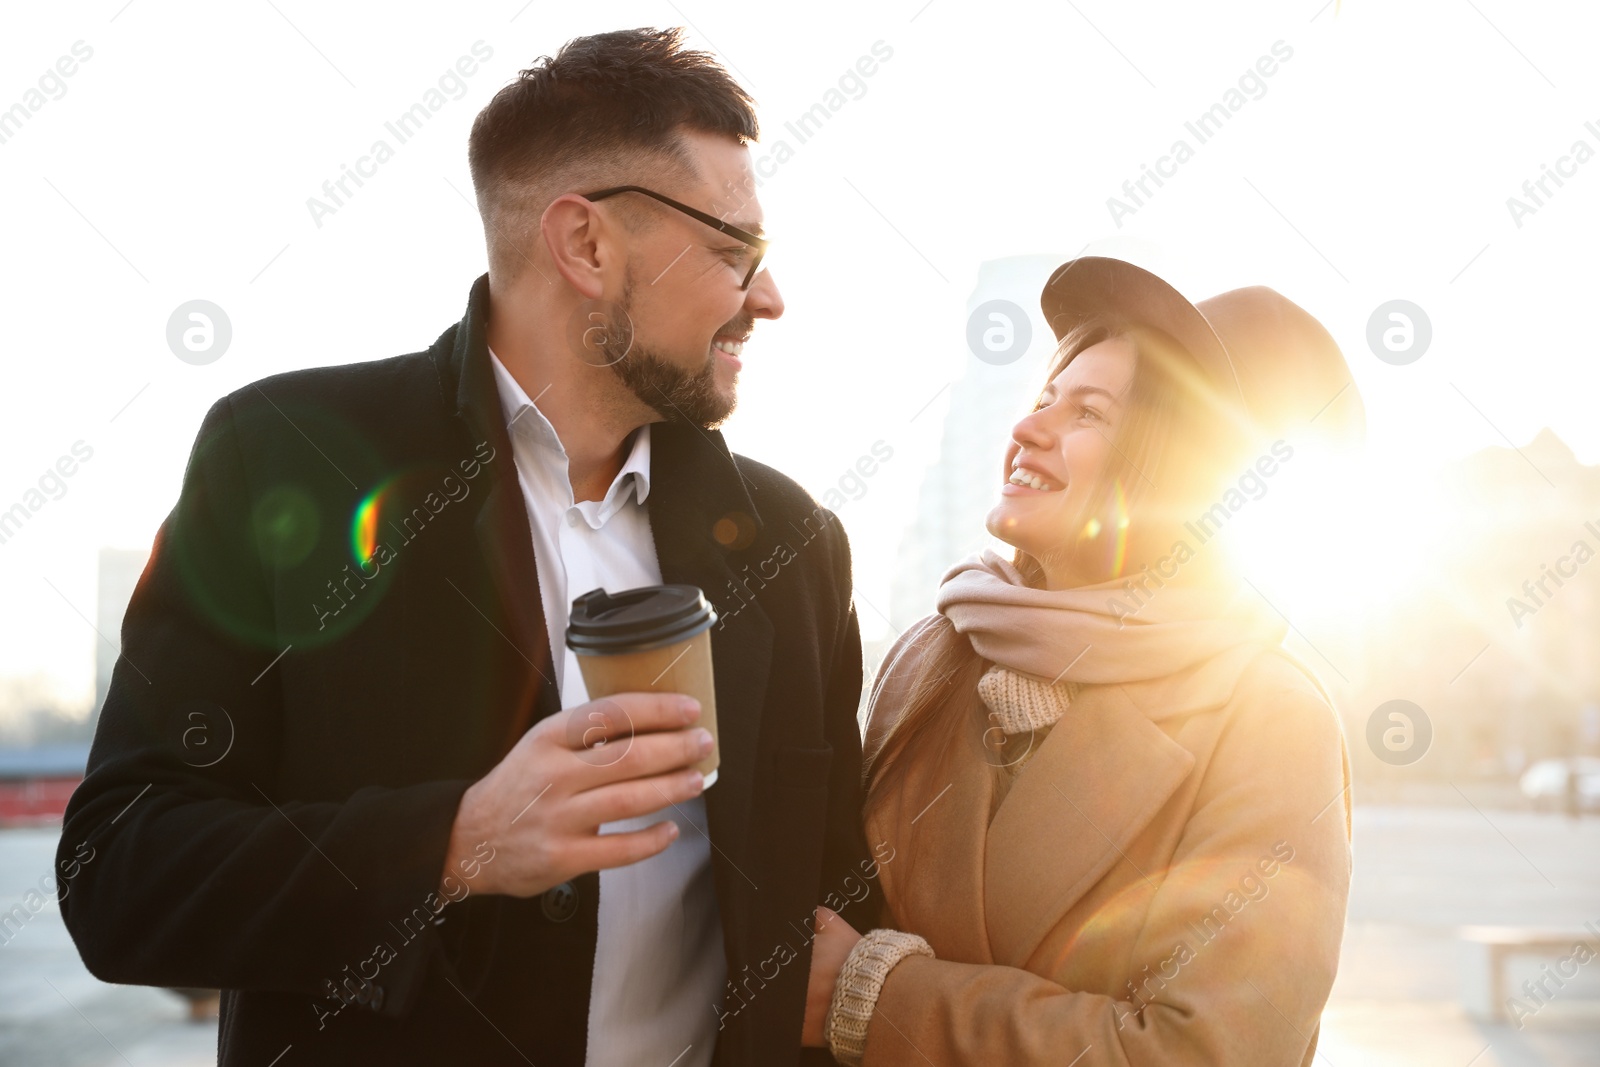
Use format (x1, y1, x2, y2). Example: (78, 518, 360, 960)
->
(1321, 806, 1600, 1066)
(2, 805, 1597, 1066)
(0, 825, 214, 1066)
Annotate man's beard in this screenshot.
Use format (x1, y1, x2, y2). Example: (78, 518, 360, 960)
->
(602, 276, 736, 428)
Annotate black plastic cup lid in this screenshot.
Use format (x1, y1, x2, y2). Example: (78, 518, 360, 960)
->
(566, 584, 717, 654)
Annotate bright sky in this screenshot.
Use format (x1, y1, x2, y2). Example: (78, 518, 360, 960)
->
(2, 0, 1596, 708)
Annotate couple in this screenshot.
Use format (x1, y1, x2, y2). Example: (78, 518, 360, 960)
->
(58, 25, 1353, 1067)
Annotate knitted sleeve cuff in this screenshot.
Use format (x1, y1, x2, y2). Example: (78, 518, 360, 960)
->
(824, 928, 935, 1066)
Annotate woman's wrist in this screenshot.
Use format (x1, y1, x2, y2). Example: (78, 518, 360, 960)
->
(824, 928, 935, 1066)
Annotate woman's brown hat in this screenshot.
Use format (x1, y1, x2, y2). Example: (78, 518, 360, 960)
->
(1040, 257, 1363, 446)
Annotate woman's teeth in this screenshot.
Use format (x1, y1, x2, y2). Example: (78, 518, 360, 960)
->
(1009, 469, 1059, 492)
(713, 339, 744, 356)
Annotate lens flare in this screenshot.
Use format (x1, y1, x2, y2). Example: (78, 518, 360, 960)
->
(1083, 479, 1133, 578)
(1109, 480, 1131, 577)
(350, 478, 398, 566)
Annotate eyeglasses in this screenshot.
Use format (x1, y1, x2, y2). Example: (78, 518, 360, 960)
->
(580, 185, 770, 290)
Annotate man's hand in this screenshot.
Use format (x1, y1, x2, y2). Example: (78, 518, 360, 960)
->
(801, 905, 863, 1047)
(437, 692, 713, 898)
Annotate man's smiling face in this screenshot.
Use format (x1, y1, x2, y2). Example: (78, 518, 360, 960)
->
(597, 129, 784, 428)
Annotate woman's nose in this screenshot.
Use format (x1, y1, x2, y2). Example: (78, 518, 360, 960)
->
(1010, 408, 1054, 451)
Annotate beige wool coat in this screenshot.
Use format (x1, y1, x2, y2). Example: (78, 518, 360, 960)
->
(856, 616, 1353, 1066)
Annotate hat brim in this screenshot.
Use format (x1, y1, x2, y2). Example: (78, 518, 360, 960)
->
(1039, 257, 1246, 411)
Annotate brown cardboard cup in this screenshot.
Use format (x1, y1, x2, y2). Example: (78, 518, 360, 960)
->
(566, 585, 720, 787)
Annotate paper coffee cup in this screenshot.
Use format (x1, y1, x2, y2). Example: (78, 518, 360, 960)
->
(566, 585, 720, 787)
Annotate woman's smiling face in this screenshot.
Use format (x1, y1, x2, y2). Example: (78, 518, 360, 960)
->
(986, 336, 1138, 583)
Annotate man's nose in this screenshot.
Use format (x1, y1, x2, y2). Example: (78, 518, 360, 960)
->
(744, 269, 784, 321)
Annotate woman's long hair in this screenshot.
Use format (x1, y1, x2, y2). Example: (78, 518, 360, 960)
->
(863, 316, 1244, 810)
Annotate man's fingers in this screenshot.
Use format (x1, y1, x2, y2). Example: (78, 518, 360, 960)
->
(552, 692, 699, 752)
(563, 769, 705, 830)
(567, 819, 681, 872)
(562, 719, 712, 789)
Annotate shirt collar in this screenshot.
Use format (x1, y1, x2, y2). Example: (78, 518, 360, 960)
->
(487, 347, 652, 505)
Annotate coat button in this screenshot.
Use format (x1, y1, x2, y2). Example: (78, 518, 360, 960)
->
(366, 984, 385, 1012)
(541, 880, 579, 922)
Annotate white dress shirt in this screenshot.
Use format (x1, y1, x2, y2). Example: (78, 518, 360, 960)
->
(489, 349, 724, 1067)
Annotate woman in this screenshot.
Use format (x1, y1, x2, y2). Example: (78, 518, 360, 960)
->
(807, 258, 1359, 1065)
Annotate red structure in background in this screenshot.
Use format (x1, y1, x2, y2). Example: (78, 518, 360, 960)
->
(0, 745, 88, 825)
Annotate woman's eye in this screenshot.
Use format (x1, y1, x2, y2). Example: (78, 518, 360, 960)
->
(1078, 405, 1104, 422)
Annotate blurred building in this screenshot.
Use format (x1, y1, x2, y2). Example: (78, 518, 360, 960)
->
(0, 743, 89, 825)
(93, 547, 148, 729)
(1353, 428, 1600, 784)
(889, 254, 1067, 631)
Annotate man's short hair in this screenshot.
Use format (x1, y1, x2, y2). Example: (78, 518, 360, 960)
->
(467, 26, 758, 281)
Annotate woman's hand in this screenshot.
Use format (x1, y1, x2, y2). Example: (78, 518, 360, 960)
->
(801, 905, 864, 1047)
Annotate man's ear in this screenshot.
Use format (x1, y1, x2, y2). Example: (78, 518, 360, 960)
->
(542, 194, 611, 299)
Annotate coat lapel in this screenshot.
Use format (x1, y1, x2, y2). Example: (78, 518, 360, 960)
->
(470, 474, 562, 750)
(646, 419, 774, 863)
(436, 275, 562, 753)
(983, 683, 1195, 966)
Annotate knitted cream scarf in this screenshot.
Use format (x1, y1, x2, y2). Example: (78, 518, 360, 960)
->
(937, 548, 1287, 718)
(976, 665, 1079, 735)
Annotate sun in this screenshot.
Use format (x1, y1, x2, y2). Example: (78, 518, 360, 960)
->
(1217, 442, 1441, 633)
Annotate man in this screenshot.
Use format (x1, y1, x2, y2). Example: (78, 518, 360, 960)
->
(58, 27, 876, 1066)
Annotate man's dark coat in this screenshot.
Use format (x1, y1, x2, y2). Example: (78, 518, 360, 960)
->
(58, 274, 878, 1066)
